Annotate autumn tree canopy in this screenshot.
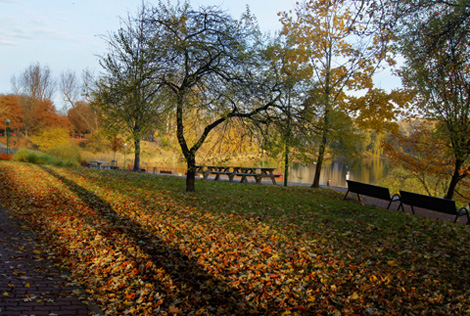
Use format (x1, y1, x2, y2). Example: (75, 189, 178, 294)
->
(61, 70, 100, 133)
(381, 0, 470, 199)
(143, 2, 280, 191)
(0, 94, 24, 132)
(94, 5, 164, 171)
(7, 63, 70, 137)
(279, 0, 396, 188)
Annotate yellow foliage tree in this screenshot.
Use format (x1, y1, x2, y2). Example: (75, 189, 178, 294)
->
(31, 127, 69, 152)
(279, 0, 397, 187)
(383, 120, 453, 197)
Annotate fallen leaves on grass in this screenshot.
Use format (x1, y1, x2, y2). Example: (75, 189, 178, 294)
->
(0, 162, 469, 315)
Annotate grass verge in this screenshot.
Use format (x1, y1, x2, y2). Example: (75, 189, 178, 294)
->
(0, 161, 469, 315)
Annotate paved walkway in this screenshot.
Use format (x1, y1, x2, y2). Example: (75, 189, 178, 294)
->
(195, 173, 468, 225)
(0, 205, 102, 316)
(328, 185, 469, 225)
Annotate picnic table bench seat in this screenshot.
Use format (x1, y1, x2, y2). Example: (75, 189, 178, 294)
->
(211, 171, 235, 181)
(344, 180, 400, 210)
(398, 190, 469, 224)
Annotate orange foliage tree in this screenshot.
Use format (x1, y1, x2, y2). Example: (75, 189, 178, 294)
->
(30, 99, 70, 135)
(0, 94, 24, 132)
(67, 101, 99, 133)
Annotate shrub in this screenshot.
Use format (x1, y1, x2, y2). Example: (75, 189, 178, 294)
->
(0, 153, 13, 161)
(13, 150, 79, 167)
(30, 127, 69, 152)
(14, 150, 50, 165)
(84, 132, 111, 153)
(46, 143, 81, 163)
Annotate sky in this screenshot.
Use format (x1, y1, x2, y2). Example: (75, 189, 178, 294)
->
(0, 0, 400, 108)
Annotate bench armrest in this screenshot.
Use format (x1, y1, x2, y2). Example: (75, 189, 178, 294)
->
(457, 207, 469, 225)
(391, 193, 401, 201)
(457, 206, 468, 214)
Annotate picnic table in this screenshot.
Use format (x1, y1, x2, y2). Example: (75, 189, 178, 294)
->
(196, 166, 281, 184)
(89, 160, 108, 169)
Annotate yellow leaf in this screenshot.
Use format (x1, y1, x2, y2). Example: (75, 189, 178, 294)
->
(3, 292, 9, 296)
(349, 292, 360, 300)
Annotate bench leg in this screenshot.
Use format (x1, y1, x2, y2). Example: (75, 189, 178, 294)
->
(397, 202, 404, 212)
(343, 191, 362, 202)
(456, 209, 469, 224)
(255, 176, 261, 184)
(387, 199, 401, 210)
(271, 176, 277, 185)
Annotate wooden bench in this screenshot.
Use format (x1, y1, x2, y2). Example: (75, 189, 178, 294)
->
(253, 173, 281, 184)
(152, 167, 173, 174)
(398, 190, 469, 224)
(232, 172, 258, 183)
(210, 171, 235, 181)
(344, 180, 400, 210)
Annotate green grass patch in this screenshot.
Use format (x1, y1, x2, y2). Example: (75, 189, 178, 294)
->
(0, 161, 469, 315)
(13, 149, 80, 167)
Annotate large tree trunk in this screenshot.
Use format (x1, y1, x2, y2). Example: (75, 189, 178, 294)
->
(186, 154, 196, 192)
(133, 139, 141, 171)
(312, 137, 327, 188)
(445, 159, 464, 199)
(312, 108, 329, 188)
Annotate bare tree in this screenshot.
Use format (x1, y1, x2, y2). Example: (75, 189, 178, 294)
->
(60, 70, 99, 132)
(10, 63, 56, 136)
(12, 62, 55, 101)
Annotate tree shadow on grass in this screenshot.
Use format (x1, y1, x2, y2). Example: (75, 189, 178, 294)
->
(40, 166, 258, 314)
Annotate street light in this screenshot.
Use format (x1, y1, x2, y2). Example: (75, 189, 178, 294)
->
(5, 119, 10, 155)
(123, 143, 127, 170)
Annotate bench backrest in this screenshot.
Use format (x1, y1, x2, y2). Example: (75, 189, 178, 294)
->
(399, 190, 457, 215)
(346, 180, 391, 200)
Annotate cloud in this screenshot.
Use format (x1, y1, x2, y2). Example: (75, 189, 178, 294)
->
(0, 39, 18, 46)
(0, 11, 95, 49)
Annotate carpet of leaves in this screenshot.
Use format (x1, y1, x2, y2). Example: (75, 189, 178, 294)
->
(0, 161, 469, 315)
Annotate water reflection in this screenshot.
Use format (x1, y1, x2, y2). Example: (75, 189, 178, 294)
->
(289, 158, 391, 187)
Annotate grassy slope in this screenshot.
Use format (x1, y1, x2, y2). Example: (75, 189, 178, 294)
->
(0, 161, 469, 315)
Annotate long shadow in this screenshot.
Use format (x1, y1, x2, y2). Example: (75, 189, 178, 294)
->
(40, 166, 260, 314)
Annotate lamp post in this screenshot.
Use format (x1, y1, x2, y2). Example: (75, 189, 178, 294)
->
(5, 119, 10, 155)
(123, 143, 127, 170)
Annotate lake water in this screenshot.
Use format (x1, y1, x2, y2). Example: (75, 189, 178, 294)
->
(288, 158, 392, 188)
(144, 156, 392, 188)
